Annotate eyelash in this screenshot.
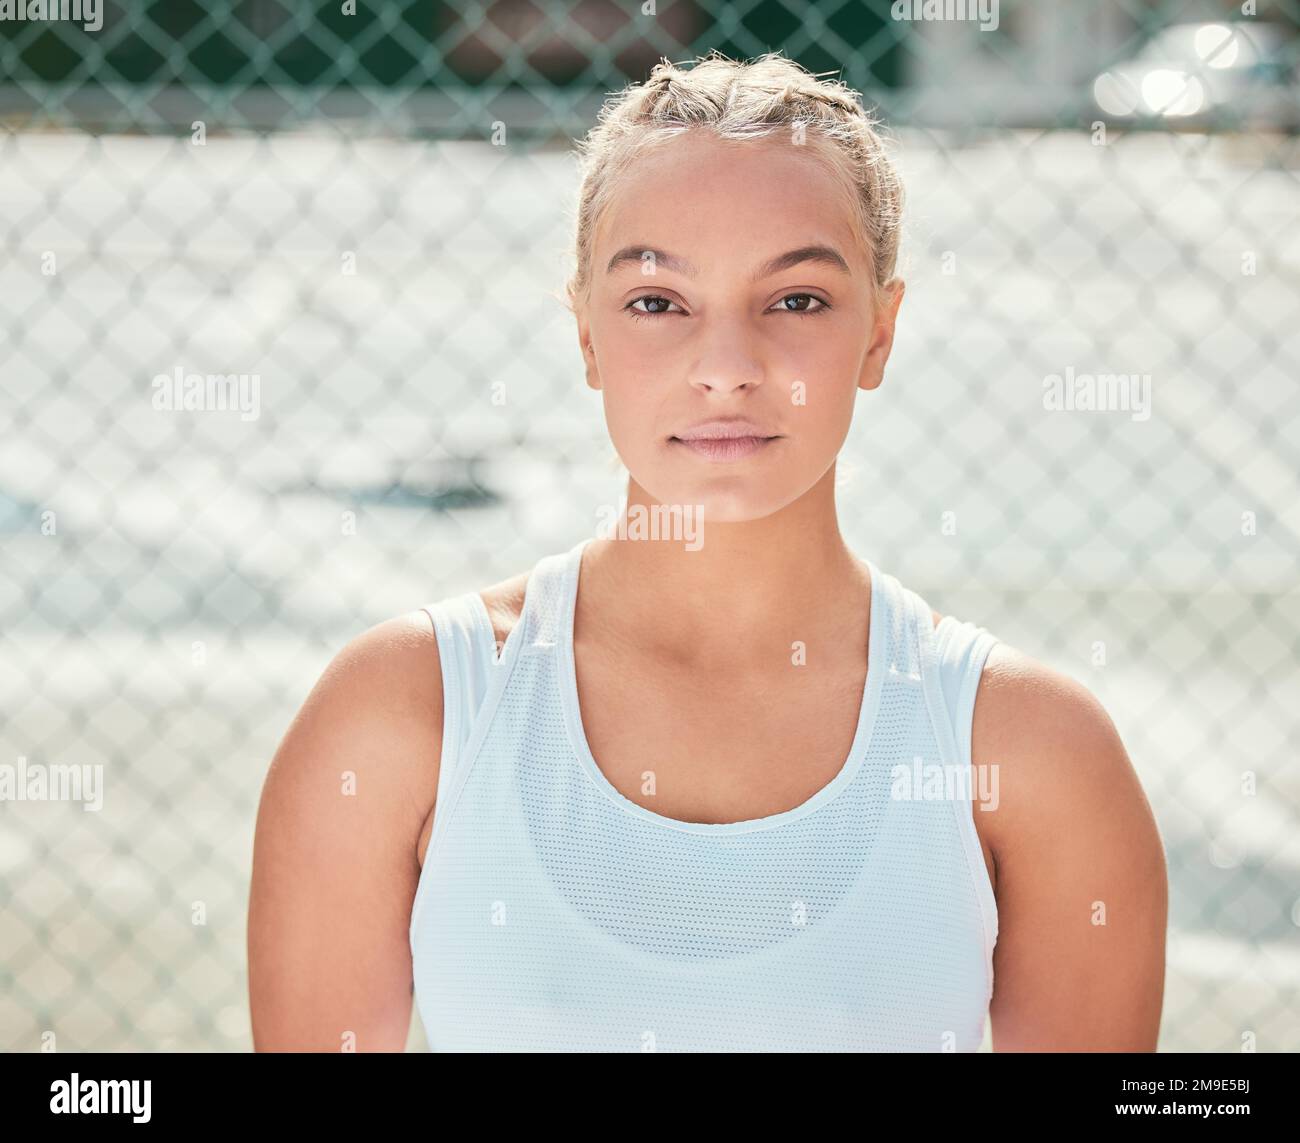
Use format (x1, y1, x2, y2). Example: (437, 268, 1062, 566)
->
(624, 294, 832, 322)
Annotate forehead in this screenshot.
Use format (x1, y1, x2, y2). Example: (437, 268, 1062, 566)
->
(595, 132, 865, 276)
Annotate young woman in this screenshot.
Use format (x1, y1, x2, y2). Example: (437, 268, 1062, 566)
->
(248, 50, 1168, 1052)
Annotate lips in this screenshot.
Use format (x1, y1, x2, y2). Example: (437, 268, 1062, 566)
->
(672, 419, 779, 442)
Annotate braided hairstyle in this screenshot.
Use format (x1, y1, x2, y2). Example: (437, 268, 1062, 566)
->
(562, 49, 904, 314)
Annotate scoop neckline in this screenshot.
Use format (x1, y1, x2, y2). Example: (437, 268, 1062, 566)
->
(556, 537, 889, 836)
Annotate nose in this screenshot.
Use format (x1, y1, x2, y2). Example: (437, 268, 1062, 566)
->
(690, 373, 761, 394)
(686, 330, 765, 394)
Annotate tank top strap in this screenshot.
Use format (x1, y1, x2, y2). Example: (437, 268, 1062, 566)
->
(891, 581, 989, 761)
(896, 583, 955, 754)
(514, 537, 591, 655)
(864, 560, 912, 684)
(885, 577, 999, 762)
(419, 590, 499, 824)
(897, 583, 1001, 975)
(931, 613, 1000, 769)
(414, 541, 590, 865)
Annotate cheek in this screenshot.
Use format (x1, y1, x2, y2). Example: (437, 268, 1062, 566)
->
(790, 370, 858, 438)
(600, 379, 661, 457)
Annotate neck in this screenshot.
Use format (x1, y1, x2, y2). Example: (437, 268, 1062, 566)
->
(581, 465, 871, 665)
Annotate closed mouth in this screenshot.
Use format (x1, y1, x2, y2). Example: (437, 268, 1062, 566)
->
(668, 433, 782, 442)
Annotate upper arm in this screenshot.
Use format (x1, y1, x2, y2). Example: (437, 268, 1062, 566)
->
(247, 610, 443, 1051)
(974, 644, 1168, 1051)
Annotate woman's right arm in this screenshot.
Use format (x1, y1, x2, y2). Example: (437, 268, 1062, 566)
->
(247, 611, 444, 1051)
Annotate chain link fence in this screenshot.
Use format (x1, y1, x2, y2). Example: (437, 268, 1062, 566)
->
(1, 1, 1297, 1051)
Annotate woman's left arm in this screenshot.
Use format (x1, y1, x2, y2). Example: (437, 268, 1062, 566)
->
(974, 644, 1169, 1051)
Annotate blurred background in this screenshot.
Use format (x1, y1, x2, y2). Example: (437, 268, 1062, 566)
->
(1, 0, 1297, 1052)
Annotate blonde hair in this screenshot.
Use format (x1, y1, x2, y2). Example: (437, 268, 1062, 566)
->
(562, 49, 905, 315)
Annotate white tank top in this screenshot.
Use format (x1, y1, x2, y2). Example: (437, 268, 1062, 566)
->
(410, 536, 1001, 1051)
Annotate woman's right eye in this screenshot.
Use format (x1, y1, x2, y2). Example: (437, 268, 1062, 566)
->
(626, 295, 682, 320)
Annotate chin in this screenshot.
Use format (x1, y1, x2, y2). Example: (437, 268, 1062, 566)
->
(698, 493, 781, 524)
(640, 475, 789, 527)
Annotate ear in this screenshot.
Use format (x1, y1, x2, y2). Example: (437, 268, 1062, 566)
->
(857, 278, 905, 392)
(574, 303, 602, 392)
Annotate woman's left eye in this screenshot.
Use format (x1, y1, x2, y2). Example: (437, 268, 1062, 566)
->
(772, 293, 830, 315)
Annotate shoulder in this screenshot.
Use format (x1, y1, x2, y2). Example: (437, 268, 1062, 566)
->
(250, 612, 453, 1048)
(315, 610, 446, 721)
(971, 640, 1137, 786)
(253, 607, 453, 945)
(287, 564, 530, 757)
(968, 641, 1168, 1049)
(282, 564, 530, 763)
(267, 570, 532, 860)
(265, 611, 448, 805)
(970, 638, 1166, 888)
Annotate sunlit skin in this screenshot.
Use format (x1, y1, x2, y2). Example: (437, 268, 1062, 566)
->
(248, 127, 1167, 1053)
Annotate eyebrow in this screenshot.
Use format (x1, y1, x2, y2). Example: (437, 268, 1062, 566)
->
(604, 243, 852, 281)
